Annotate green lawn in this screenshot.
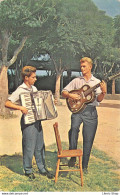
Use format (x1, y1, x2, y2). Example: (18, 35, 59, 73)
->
(0, 142, 119, 192)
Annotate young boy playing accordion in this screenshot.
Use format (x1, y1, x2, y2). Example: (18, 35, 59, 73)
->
(5, 66, 54, 179)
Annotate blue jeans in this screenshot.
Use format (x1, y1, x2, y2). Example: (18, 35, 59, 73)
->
(69, 105, 98, 169)
(21, 117, 45, 174)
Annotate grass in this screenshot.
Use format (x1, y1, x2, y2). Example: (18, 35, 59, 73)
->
(0, 142, 120, 192)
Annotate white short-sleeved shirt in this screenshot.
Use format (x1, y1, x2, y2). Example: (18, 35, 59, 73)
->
(62, 75, 102, 106)
(8, 82, 38, 104)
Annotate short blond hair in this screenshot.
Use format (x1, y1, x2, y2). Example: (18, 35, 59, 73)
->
(21, 66, 36, 80)
(80, 57, 93, 67)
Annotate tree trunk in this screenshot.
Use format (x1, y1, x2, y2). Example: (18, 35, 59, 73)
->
(0, 65, 10, 116)
(112, 79, 115, 95)
(14, 61, 23, 89)
(67, 70, 71, 83)
(55, 73, 62, 105)
(106, 82, 107, 94)
(0, 33, 27, 116)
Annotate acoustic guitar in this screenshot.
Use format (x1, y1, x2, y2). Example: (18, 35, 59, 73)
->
(66, 72, 120, 113)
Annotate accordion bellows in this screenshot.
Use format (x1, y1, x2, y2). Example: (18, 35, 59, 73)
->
(20, 90, 58, 124)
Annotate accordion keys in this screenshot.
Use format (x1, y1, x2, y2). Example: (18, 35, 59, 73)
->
(20, 90, 58, 124)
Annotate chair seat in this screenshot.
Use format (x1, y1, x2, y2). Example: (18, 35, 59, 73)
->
(58, 149, 83, 158)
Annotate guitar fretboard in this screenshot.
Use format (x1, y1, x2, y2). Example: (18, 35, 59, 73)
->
(84, 82, 101, 96)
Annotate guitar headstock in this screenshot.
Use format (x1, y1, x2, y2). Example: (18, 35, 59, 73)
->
(105, 72, 120, 82)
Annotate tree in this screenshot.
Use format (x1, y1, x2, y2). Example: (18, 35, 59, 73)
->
(114, 15, 120, 48)
(0, 0, 60, 115)
(1, 0, 119, 115)
(30, 0, 118, 102)
(68, 0, 120, 94)
(54, 0, 116, 97)
(25, 0, 76, 105)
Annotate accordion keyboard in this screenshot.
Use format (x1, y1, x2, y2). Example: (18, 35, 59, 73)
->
(20, 90, 58, 124)
(20, 93, 36, 124)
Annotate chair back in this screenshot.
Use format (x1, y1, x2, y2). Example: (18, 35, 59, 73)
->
(53, 122, 62, 154)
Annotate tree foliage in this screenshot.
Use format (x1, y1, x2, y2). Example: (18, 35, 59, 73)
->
(113, 15, 120, 48)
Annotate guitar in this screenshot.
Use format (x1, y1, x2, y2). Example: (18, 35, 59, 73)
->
(66, 72, 120, 113)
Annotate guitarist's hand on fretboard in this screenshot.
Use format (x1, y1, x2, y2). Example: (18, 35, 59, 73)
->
(99, 80, 107, 95)
(97, 81, 107, 102)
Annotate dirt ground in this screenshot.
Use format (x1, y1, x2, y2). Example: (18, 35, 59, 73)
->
(0, 99, 120, 169)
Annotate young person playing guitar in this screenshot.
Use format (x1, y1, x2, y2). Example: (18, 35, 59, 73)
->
(62, 57, 106, 173)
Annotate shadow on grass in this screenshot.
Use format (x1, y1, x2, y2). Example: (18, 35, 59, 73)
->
(0, 151, 57, 176)
(0, 153, 24, 175)
(0, 142, 120, 192)
(0, 141, 119, 176)
(0, 149, 68, 178)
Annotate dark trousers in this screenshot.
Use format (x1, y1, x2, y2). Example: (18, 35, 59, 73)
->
(21, 117, 45, 174)
(69, 105, 98, 169)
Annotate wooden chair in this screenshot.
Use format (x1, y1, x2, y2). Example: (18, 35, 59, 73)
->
(53, 122, 83, 186)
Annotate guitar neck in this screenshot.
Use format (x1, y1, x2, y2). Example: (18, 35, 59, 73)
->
(84, 82, 101, 96)
(83, 71, 120, 97)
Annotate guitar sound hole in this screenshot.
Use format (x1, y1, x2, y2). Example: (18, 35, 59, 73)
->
(83, 86, 88, 91)
(86, 95, 91, 100)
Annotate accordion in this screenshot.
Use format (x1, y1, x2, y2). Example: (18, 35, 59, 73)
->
(20, 90, 58, 124)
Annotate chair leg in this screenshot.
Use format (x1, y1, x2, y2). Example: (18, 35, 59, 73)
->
(55, 158, 60, 183)
(79, 156, 83, 186)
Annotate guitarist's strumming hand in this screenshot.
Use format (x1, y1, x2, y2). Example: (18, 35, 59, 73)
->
(61, 90, 81, 101)
(69, 93, 81, 100)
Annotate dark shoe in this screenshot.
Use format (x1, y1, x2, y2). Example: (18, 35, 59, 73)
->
(83, 168, 88, 174)
(68, 157, 76, 167)
(39, 168, 54, 179)
(46, 169, 54, 179)
(25, 173, 35, 179)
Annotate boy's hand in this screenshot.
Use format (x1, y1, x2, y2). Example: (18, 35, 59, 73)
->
(20, 106, 28, 114)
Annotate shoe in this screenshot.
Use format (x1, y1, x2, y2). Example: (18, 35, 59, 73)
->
(68, 157, 76, 167)
(83, 168, 88, 174)
(25, 173, 35, 179)
(39, 168, 54, 179)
